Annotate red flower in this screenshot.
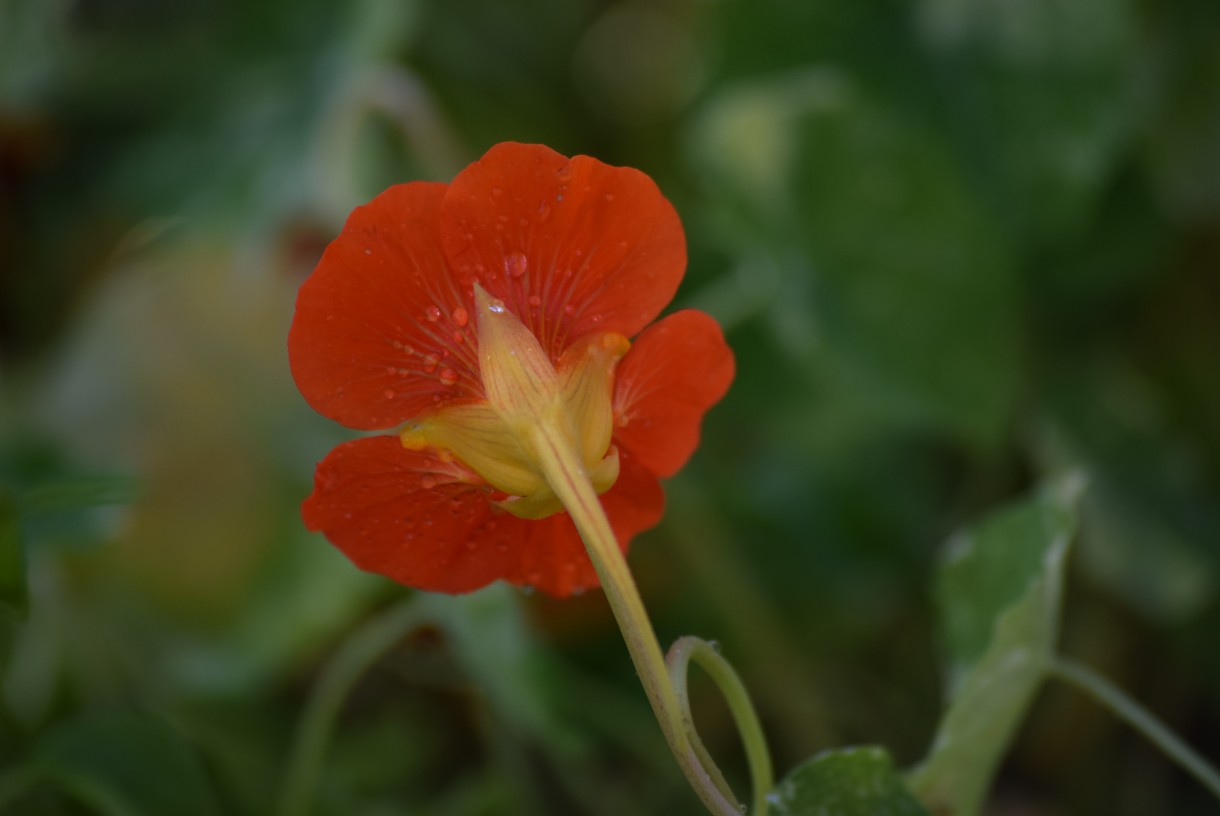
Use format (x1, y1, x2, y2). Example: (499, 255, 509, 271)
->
(289, 143, 733, 597)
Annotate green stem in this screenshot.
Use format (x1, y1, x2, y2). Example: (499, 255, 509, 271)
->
(1049, 656, 1220, 802)
(668, 636, 773, 816)
(278, 598, 428, 816)
(531, 424, 761, 816)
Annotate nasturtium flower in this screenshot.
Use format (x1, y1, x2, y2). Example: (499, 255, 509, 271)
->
(289, 143, 733, 597)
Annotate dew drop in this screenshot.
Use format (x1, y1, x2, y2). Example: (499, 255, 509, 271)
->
(363, 247, 372, 255)
(383, 388, 395, 399)
(452, 331, 465, 345)
(439, 368, 458, 385)
(505, 252, 528, 278)
(423, 354, 440, 373)
(398, 367, 409, 376)
(603, 193, 615, 202)
(385, 365, 397, 375)
(403, 344, 415, 355)
(452, 307, 469, 327)
(492, 186, 503, 196)
(391, 339, 402, 350)
(488, 302, 506, 314)
(420, 475, 437, 489)
(425, 305, 442, 322)
(527, 294, 542, 307)
(563, 304, 576, 316)
(556, 164, 573, 182)
(536, 202, 551, 222)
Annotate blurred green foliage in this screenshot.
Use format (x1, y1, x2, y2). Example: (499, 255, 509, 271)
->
(1, 0, 1218, 814)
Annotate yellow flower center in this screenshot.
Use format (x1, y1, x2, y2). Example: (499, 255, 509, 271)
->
(401, 283, 628, 519)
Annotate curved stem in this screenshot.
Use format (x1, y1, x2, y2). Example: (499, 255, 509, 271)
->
(668, 637, 773, 816)
(1049, 657, 1220, 802)
(531, 424, 755, 816)
(278, 598, 428, 816)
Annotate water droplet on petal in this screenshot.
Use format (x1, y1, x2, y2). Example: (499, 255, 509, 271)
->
(439, 368, 458, 385)
(527, 294, 541, 307)
(363, 247, 372, 255)
(452, 307, 469, 327)
(563, 304, 576, 316)
(492, 186, 503, 196)
(536, 202, 551, 222)
(423, 354, 440, 373)
(505, 252, 528, 278)
(383, 388, 395, 399)
(420, 475, 437, 489)
(425, 305, 442, 322)
(603, 193, 615, 202)
(556, 164, 573, 182)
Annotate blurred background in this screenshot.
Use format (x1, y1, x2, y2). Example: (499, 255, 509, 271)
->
(1, 0, 1218, 813)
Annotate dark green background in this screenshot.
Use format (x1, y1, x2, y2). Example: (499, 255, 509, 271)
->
(2, 0, 1218, 813)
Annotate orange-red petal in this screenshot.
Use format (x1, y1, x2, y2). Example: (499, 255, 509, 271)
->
(302, 437, 664, 598)
(288, 182, 483, 430)
(439, 142, 686, 358)
(612, 310, 735, 478)
(302, 436, 522, 594)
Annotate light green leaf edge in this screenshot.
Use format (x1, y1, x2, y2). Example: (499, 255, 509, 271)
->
(769, 746, 930, 816)
(908, 473, 1085, 816)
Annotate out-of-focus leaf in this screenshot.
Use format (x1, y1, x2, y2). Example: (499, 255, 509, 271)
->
(792, 83, 1020, 447)
(26, 711, 221, 816)
(425, 586, 581, 751)
(0, 491, 25, 621)
(1141, 0, 1220, 219)
(916, 0, 1137, 240)
(769, 746, 929, 816)
(909, 475, 1083, 815)
(20, 475, 140, 514)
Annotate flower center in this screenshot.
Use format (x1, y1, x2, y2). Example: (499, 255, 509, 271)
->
(401, 283, 628, 520)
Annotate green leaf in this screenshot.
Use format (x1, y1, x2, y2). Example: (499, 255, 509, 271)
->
(908, 474, 1084, 816)
(770, 746, 929, 816)
(791, 83, 1021, 448)
(27, 710, 223, 816)
(0, 491, 26, 621)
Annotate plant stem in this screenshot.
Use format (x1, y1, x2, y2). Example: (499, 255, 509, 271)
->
(668, 636, 774, 816)
(1049, 656, 1220, 802)
(531, 424, 755, 816)
(278, 598, 427, 816)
